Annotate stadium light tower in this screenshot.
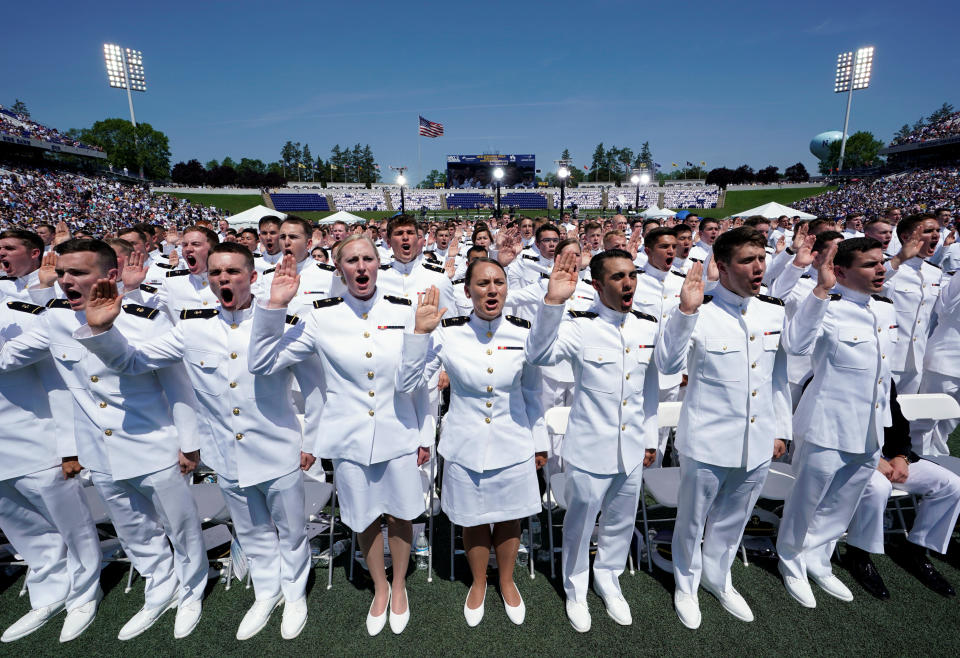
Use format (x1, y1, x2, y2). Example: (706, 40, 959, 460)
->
(396, 174, 407, 213)
(557, 165, 570, 216)
(104, 43, 146, 178)
(834, 46, 874, 173)
(493, 167, 504, 218)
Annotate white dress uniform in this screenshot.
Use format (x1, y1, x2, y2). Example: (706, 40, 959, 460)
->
(913, 271, 960, 455)
(526, 299, 660, 604)
(882, 257, 943, 394)
(777, 286, 895, 582)
(78, 304, 321, 604)
(0, 299, 209, 609)
(129, 269, 218, 322)
(687, 241, 712, 265)
(258, 257, 338, 316)
(656, 286, 791, 595)
(249, 289, 430, 531)
(0, 269, 41, 301)
(255, 250, 282, 275)
(0, 300, 101, 614)
(398, 314, 548, 526)
(771, 263, 820, 404)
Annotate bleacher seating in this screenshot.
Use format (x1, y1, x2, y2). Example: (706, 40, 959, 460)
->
(0, 106, 103, 151)
(446, 193, 494, 209)
(500, 192, 547, 209)
(662, 186, 719, 209)
(332, 190, 387, 211)
(560, 189, 602, 209)
(388, 189, 441, 210)
(607, 187, 659, 209)
(269, 193, 330, 212)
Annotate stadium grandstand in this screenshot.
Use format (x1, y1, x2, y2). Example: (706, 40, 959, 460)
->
(0, 106, 105, 158)
(388, 188, 442, 210)
(662, 185, 720, 209)
(269, 193, 330, 212)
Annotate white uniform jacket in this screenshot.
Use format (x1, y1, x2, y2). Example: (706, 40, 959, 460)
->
(258, 257, 338, 316)
(634, 266, 686, 390)
(0, 270, 41, 301)
(882, 258, 943, 372)
(399, 314, 548, 472)
(130, 269, 219, 322)
(656, 285, 792, 471)
(249, 289, 429, 465)
(783, 285, 896, 453)
(923, 271, 960, 377)
(0, 300, 204, 480)
(337, 256, 457, 318)
(525, 300, 660, 475)
(0, 299, 75, 479)
(78, 304, 324, 488)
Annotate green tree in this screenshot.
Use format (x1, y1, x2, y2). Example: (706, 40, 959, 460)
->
(818, 130, 885, 173)
(928, 102, 955, 124)
(280, 141, 297, 175)
(301, 144, 313, 180)
(637, 141, 654, 170)
(560, 148, 571, 163)
(361, 144, 378, 183)
(590, 143, 605, 181)
(419, 169, 446, 188)
(784, 162, 810, 182)
(10, 99, 30, 117)
(222, 156, 237, 169)
(893, 124, 912, 142)
(204, 159, 219, 170)
(74, 118, 171, 179)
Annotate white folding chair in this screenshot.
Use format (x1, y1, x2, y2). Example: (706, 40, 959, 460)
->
(543, 406, 570, 579)
(638, 401, 683, 572)
(896, 393, 960, 455)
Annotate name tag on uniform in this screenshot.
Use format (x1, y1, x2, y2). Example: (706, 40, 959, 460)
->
(763, 330, 781, 336)
(637, 344, 654, 349)
(497, 345, 523, 350)
(889, 324, 898, 330)
(377, 325, 404, 330)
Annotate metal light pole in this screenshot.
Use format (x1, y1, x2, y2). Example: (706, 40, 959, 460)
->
(390, 165, 408, 213)
(104, 44, 146, 178)
(834, 46, 874, 173)
(493, 167, 504, 218)
(557, 166, 569, 216)
(631, 173, 640, 212)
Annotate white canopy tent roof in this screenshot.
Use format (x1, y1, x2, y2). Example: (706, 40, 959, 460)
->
(729, 201, 817, 220)
(225, 205, 286, 229)
(640, 205, 676, 219)
(317, 210, 366, 225)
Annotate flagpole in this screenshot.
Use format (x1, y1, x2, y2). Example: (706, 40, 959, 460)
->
(417, 114, 422, 192)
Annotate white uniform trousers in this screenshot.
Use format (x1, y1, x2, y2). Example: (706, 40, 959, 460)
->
(910, 371, 959, 456)
(654, 384, 681, 467)
(847, 460, 960, 554)
(90, 464, 207, 607)
(0, 466, 102, 611)
(218, 469, 309, 602)
(892, 367, 923, 396)
(561, 464, 643, 603)
(777, 442, 879, 580)
(672, 456, 770, 594)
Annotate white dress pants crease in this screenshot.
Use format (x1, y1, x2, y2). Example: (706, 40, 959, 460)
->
(0, 466, 102, 610)
(90, 464, 207, 607)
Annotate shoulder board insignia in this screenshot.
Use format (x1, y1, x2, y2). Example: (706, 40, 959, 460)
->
(800, 273, 812, 279)
(541, 272, 551, 280)
(947, 270, 956, 276)
(871, 294, 893, 304)
(689, 258, 703, 263)
(252, 252, 262, 258)
(123, 304, 161, 320)
(312, 297, 343, 309)
(179, 308, 218, 319)
(263, 267, 276, 275)
(671, 270, 686, 278)
(582, 279, 593, 285)
(0, 276, 16, 281)
(379, 264, 392, 270)
(441, 316, 470, 327)
(285, 314, 299, 325)
(925, 260, 942, 270)
(452, 278, 465, 285)
(522, 254, 539, 261)
(424, 252, 440, 262)
(139, 284, 158, 293)
(634, 268, 645, 275)
(505, 315, 531, 329)
(631, 310, 658, 323)
(316, 262, 336, 272)
(46, 298, 73, 309)
(422, 262, 445, 274)
(154, 262, 173, 269)
(567, 310, 598, 319)
(166, 269, 190, 278)
(703, 295, 714, 304)
(384, 294, 412, 306)
(6, 300, 44, 314)
(829, 293, 843, 301)
(757, 294, 784, 306)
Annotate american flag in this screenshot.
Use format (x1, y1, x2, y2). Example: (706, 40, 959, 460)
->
(419, 115, 444, 138)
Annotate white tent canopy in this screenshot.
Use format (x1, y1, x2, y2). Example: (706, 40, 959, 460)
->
(225, 205, 286, 229)
(317, 210, 366, 225)
(730, 201, 817, 220)
(640, 205, 676, 219)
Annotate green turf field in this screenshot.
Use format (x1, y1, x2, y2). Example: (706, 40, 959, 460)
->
(710, 187, 834, 217)
(2, 430, 958, 656)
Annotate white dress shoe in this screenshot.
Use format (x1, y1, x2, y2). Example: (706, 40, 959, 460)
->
(463, 584, 486, 627)
(389, 587, 410, 634)
(810, 573, 854, 602)
(599, 593, 632, 626)
(281, 597, 308, 640)
(365, 585, 390, 637)
(502, 590, 525, 625)
(236, 594, 283, 641)
(118, 593, 178, 641)
(674, 590, 701, 629)
(779, 564, 816, 608)
(702, 583, 754, 622)
(565, 599, 591, 633)
(2, 601, 65, 642)
(60, 590, 103, 642)
(174, 601, 202, 639)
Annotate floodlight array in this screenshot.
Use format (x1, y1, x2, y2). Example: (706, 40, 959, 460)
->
(835, 46, 873, 93)
(104, 44, 146, 92)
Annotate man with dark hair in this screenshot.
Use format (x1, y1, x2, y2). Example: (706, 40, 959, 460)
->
(35, 223, 56, 250)
(582, 221, 603, 256)
(258, 218, 337, 314)
(508, 223, 560, 291)
(657, 227, 790, 628)
(258, 216, 284, 274)
(884, 207, 904, 254)
(863, 219, 894, 256)
(0, 229, 45, 299)
(842, 213, 865, 239)
(239, 228, 261, 255)
(671, 224, 695, 273)
(777, 237, 895, 609)
(0, 238, 209, 641)
(688, 218, 720, 264)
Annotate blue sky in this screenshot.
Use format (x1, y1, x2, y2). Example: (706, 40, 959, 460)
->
(3, 0, 958, 181)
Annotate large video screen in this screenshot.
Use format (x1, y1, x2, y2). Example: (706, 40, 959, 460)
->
(446, 154, 536, 189)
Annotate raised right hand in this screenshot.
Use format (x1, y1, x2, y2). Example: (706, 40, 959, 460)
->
(122, 250, 148, 289)
(793, 234, 817, 269)
(812, 241, 837, 297)
(545, 249, 579, 305)
(414, 286, 447, 334)
(267, 253, 300, 308)
(86, 279, 124, 333)
(679, 261, 705, 314)
(36, 250, 58, 288)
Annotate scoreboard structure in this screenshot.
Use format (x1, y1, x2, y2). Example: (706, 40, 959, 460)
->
(446, 154, 536, 189)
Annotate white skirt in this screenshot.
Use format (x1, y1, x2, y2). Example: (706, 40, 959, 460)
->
(333, 451, 423, 531)
(441, 456, 541, 527)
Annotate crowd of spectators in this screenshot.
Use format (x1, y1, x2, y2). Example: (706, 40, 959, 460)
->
(890, 111, 960, 146)
(0, 163, 226, 235)
(0, 106, 103, 151)
(795, 167, 960, 219)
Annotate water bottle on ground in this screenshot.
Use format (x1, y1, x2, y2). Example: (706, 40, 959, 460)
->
(530, 517, 542, 549)
(415, 531, 429, 570)
(518, 530, 530, 567)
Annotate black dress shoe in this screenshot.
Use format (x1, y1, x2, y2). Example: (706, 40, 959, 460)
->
(909, 555, 956, 597)
(845, 554, 890, 600)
